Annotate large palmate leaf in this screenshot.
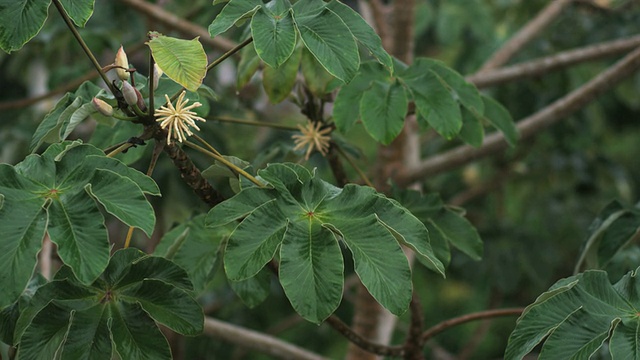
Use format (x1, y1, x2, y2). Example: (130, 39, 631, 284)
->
(0, 142, 158, 308)
(208, 0, 262, 38)
(574, 200, 640, 273)
(10, 249, 202, 359)
(206, 163, 443, 323)
(505, 268, 640, 359)
(0, 0, 50, 53)
(59, 0, 95, 27)
(147, 32, 207, 92)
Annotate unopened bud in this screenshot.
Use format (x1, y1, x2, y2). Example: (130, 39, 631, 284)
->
(115, 45, 130, 81)
(121, 81, 138, 106)
(152, 64, 163, 90)
(92, 97, 113, 116)
(134, 87, 147, 112)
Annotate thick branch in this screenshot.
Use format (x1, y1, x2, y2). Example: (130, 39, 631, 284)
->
(120, 0, 236, 52)
(421, 308, 524, 343)
(478, 0, 575, 72)
(325, 315, 405, 357)
(204, 316, 328, 360)
(469, 34, 640, 88)
(397, 45, 640, 185)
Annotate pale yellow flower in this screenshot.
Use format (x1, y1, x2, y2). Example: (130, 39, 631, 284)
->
(155, 91, 206, 145)
(292, 122, 332, 160)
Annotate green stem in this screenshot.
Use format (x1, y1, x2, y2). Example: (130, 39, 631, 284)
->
(112, 113, 138, 121)
(148, 52, 156, 117)
(335, 144, 375, 188)
(210, 116, 299, 131)
(183, 141, 265, 188)
(51, 0, 117, 96)
(191, 133, 222, 156)
(106, 143, 133, 158)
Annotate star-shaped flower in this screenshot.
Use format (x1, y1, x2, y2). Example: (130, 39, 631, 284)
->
(292, 121, 332, 160)
(155, 91, 206, 145)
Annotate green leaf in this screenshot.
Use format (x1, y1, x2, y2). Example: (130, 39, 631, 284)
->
(59, 0, 95, 27)
(293, 7, 360, 82)
(85, 169, 156, 236)
(208, 0, 262, 37)
(482, 95, 518, 147)
(48, 188, 110, 285)
(155, 215, 228, 293)
(431, 207, 483, 261)
(325, 0, 392, 70)
(400, 64, 462, 139)
(59, 304, 112, 360)
(360, 80, 407, 145)
(300, 47, 335, 97)
(147, 32, 207, 92)
(16, 302, 72, 360)
(0, 165, 48, 308)
(279, 219, 344, 323)
(505, 269, 640, 359)
(110, 302, 172, 360)
(425, 59, 484, 114)
(263, 42, 302, 103)
(13, 250, 201, 359)
(458, 109, 485, 147)
(0, 0, 50, 53)
(574, 201, 640, 272)
(229, 267, 271, 308)
(208, 164, 438, 321)
(236, 41, 262, 89)
(30, 94, 78, 152)
(251, 7, 296, 68)
(333, 62, 387, 133)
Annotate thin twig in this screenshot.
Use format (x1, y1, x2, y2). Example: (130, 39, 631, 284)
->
(478, 0, 575, 72)
(210, 116, 299, 131)
(325, 315, 405, 357)
(203, 316, 328, 360)
(468, 34, 640, 88)
(397, 45, 640, 184)
(207, 37, 253, 72)
(421, 308, 524, 343)
(51, 0, 117, 95)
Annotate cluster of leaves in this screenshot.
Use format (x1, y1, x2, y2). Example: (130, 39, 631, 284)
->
(0, 141, 159, 308)
(0, 249, 202, 360)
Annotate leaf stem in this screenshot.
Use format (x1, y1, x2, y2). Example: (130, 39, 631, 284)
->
(210, 116, 299, 131)
(123, 226, 135, 248)
(51, 0, 117, 96)
(106, 143, 133, 158)
(183, 141, 265, 188)
(148, 50, 156, 117)
(206, 37, 254, 72)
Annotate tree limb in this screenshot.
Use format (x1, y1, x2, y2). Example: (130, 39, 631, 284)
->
(325, 315, 405, 358)
(478, 0, 575, 72)
(119, 0, 237, 52)
(396, 45, 640, 185)
(203, 316, 328, 360)
(469, 34, 640, 88)
(421, 308, 525, 343)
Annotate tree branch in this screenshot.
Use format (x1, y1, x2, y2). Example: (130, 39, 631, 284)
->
(119, 0, 237, 52)
(478, 0, 575, 72)
(420, 308, 524, 343)
(469, 34, 640, 88)
(325, 315, 405, 358)
(203, 316, 328, 360)
(396, 45, 640, 185)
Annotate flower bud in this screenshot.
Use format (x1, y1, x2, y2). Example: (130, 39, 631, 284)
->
(115, 45, 130, 81)
(134, 87, 147, 112)
(92, 97, 113, 117)
(152, 64, 163, 91)
(121, 81, 138, 106)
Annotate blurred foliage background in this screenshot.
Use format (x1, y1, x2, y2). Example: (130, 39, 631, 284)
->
(2, 0, 640, 358)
